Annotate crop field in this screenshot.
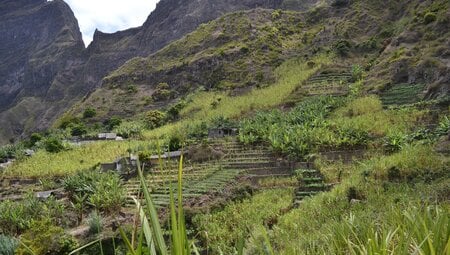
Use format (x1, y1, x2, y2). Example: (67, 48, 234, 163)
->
(380, 83, 425, 106)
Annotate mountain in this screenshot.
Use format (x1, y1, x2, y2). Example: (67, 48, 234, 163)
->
(0, 0, 324, 145)
(0, 0, 85, 144)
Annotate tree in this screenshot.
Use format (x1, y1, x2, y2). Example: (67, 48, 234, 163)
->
(70, 123, 87, 136)
(44, 137, 64, 153)
(144, 110, 166, 129)
(83, 107, 96, 119)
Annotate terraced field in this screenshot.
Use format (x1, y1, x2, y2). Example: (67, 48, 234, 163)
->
(124, 138, 295, 208)
(381, 83, 425, 106)
(300, 72, 351, 96)
(293, 168, 331, 206)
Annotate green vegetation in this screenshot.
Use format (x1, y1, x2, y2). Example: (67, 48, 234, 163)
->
(16, 220, 77, 255)
(0, 195, 65, 236)
(0, 235, 18, 255)
(239, 95, 423, 159)
(64, 171, 125, 214)
(1, 0, 449, 254)
(82, 108, 97, 119)
(193, 189, 293, 254)
(144, 54, 331, 140)
(381, 83, 426, 106)
(3, 140, 148, 177)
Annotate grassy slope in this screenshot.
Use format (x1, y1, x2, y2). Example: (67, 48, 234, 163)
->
(190, 97, 449, 254)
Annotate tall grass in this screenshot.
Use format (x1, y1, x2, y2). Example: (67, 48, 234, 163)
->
(328, 206, 450, 255)
(3, 140, 149, 177)
(331, 96, 425, 137)
(143, 54, 332, 139)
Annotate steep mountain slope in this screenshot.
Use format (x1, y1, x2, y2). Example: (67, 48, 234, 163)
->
(0, 0, 324, 145)
(70, 0, 449, 122)
(0, 0, 85, 144)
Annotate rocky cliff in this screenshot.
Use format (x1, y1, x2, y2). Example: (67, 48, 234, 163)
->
(0, 0, 85, 143)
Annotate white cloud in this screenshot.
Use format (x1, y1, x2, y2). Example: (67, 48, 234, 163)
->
(63, 0, 159, 46)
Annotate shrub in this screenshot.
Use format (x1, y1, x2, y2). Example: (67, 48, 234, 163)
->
(16, 220, 77, 255)
(127, 85, 138, 94)
(371, 144, 446, 181)
(57, 115, 81, 129)
(88, 174, 126, 214)
(87, 211, 103, 235)
(168, 133, 183, 151)
(0, 235, 18, 255)
(424, 12, 437, 24)
(104, 116, 122, 131)
(334, 40, 352, 56)
(28, 133, 43, 147)
(350, 64, 363, 82)
(64, 171, 125, 214)
(143, 110, 166, 129)
(152, 82, 173, 101)
(114, 121, 144, 139)
(44, 137, 64, 153)
(83, 107, 97, 118)
(70, 123, 87, 137)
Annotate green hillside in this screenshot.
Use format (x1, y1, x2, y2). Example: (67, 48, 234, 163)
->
(0, 0, 449, 254)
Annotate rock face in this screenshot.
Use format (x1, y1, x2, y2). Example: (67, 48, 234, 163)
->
(0, 0, 85, 143)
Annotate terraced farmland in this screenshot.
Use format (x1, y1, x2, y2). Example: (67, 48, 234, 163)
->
(300, 72, 351, 96)
(381, 83, 425, 106)
(293, 168, 331, 206)
(124, 138, 295, 208)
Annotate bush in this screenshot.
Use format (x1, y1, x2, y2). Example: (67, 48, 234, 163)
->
(64, 171, 125, 214)
(70, 123, 87, 137)
(57, 115, 81, 130)
(87, 211, 103, 235)
(28, 133, 43, 147)
(152, 82, 174, 101)
(334, 40, 352, 56)
(83, 107, 97, 119)
(168, 133, 183, 151)
(16, 220, 77, 255)
(350, 64, 363, 82)
(114, 121, 144, 139)
(104, 116, 122, 131)
(88, 174, 125, 213)
(44, 137, 64, 153)
(143, 110, 166, 129)
(166, 101, 186, 121)
(424, 12, 437, 24)
(0, 235, 18, 255)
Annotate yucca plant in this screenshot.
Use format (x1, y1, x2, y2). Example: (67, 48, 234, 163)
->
(118, 154, 196, 255)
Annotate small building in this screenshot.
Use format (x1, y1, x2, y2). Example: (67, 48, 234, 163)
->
(148, 151, 183, 165)
(98, 133, 118, 140)
(100, 154, 138, 175)
(208, 128, 238, 138)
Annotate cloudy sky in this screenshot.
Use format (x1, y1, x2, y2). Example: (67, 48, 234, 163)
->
(64, 0, 159, 46)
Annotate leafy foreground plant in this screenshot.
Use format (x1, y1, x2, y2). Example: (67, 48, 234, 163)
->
(118, 155, 195, 255)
